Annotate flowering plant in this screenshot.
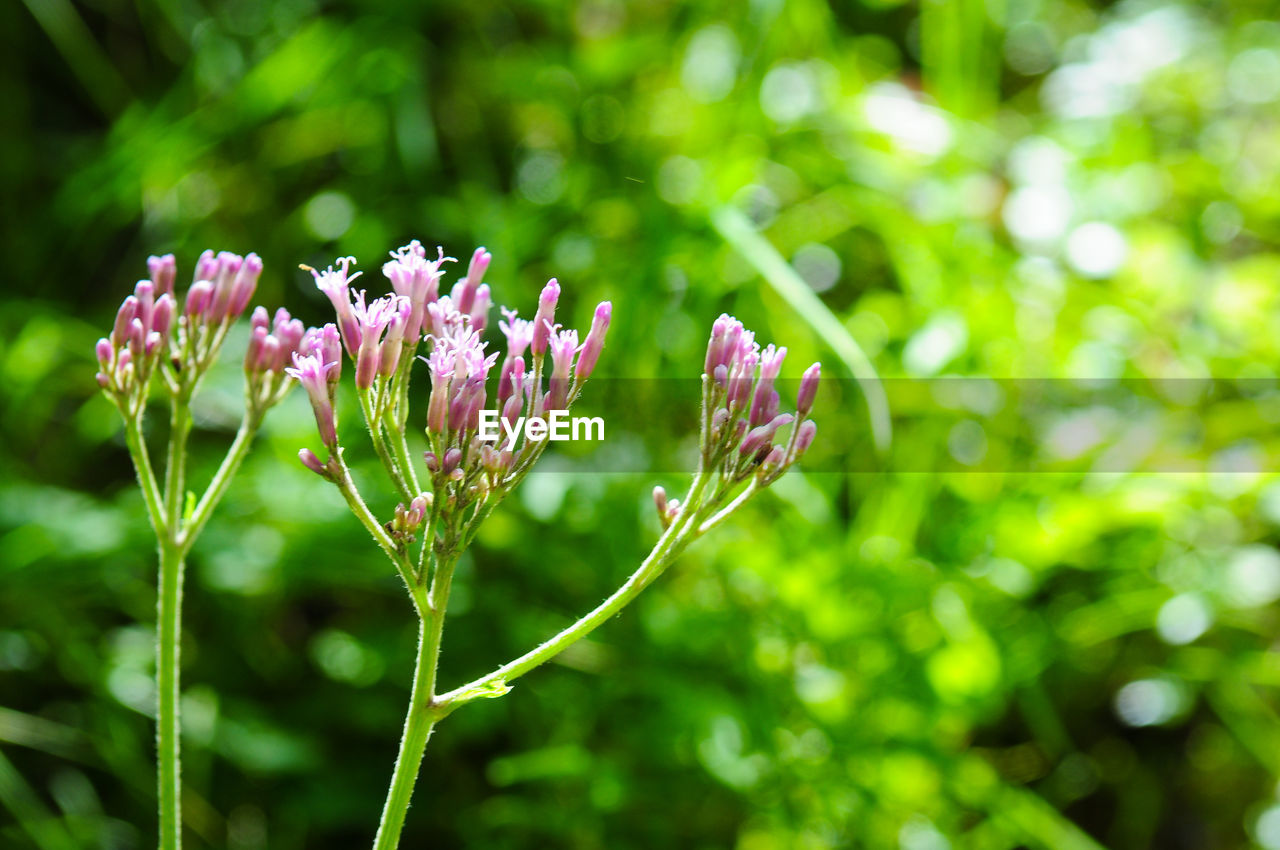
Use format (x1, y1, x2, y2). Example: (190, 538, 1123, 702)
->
(289, 241, 821, 848)
(95, 251, 305, 850)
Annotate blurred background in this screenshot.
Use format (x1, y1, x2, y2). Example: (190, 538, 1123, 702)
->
(5, 0, 1280, 847)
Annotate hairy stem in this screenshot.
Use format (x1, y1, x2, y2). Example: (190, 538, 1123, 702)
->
(372, 554, 456, 850)
(124, 417, 167, 538)
(438, 471, 711, 709)
(156, 538, 184, 850)
(332, 455, 418, 592)
(180, 414, 259, 554)
(164, 396, 192, 525)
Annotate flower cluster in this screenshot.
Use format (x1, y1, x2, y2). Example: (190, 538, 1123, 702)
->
(95, 250, 292, 418)
(292, 242, 613, 549)
(650, 315, 819, 529)
(702, 314, 819, 478)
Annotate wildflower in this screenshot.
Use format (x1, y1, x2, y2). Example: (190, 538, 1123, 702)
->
(311, 257, 363, 356)
(286, 351, 339, 448)
(699, 315, 819, 485)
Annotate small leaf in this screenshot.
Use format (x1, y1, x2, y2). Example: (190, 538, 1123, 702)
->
(465, 679, 512, 701)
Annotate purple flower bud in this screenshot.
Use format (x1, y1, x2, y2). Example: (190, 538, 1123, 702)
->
(469, 284, 491, 333)
(379, 302, 411, 377)
(145, 331, 162, 357)
(320, 324, 342, 383)
(194, 249, 218, 283)
(531, 279, 560, 357)
(96, 371, 111, 388)
(501, 393, 523, 430)
(653, 485, 668, 516)
(442, 447, 463, 476)
(793, 420, 817, 457)
(797, 362, 820, 416)
(467, 247, 491, 288)
(424, 451, 440, 473)
(575, 301, 612, 381)
(299, 448, 328, 477)
(548, 328, 578, 410)
(95, 338, 113, 368)
(152, 294, 175, 340)
(229, 253, 263, 319)
(148, 254, 177, 297)
(251, 306, 270, 333)
(286, 352, 339, 447)
(260, 335, 281, 373)
(497, 356, 525, 410)
(128, 317, 146, 358)
(209, 251, 244, 322)
(185, 280, 214, 321)
(409, 494, 430, 526)
(112, 296, 138, 347)
(272, 316, 305, 371)
(451, 247, 490, 314)
(245, 325, 268, 372)
(134, 280, 155, 332)
(705, 314, 732, 375)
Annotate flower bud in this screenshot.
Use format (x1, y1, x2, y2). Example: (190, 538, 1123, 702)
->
(245, 325, 268, 372)
(148, 254, 177, 297)
(793, 420, 817, 457)
(185, 280, 214, 321)
(194, 249, 218, 283)
(797, 362, 820, 416)
(575, 301, 612, 381)
(299, 448, 328, 477)
(95, 338, 113, 368)
(112, 296, 138, 347)
(152, 294, 175, 340)
(469, 284, 491, 333)
(531, 279, 560, 356)
(229, 253, 263, 319)
(442, 448, 463, 477)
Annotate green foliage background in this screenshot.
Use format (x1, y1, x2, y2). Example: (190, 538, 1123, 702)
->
(4, 0, 1280, 847)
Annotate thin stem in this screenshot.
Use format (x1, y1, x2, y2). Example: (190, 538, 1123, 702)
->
(371, 553, 457, 850)
(698, 480, 758, 536)
(385, 414, 423, 496)
(124, 416, 167, 538)
(164, 395, 192, 526)
(155, 539, 184, 850)
(361, 391, 415, 504)
(332, 454, 418, 593)
(438, 472, 711, 709)
(180, 414, 258, 555)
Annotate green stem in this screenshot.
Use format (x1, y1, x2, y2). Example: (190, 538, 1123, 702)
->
(361, 391, 415, 503)
(332, 455, 418, 592)
(180, 414, 257, 555)
(124, 417, 167, 538)
(164, 395, 192, 525)
(372, 555, 456, 850)
(384, 413, 422, 496)
(438, 472, 711, 709)
(156, 538, 184, 850)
